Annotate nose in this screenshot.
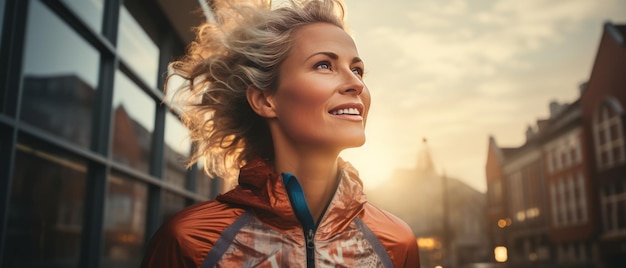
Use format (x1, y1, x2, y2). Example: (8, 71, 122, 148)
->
(339, 69, 365, 96)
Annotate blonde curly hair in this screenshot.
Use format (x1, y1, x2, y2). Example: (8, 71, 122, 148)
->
(167, 0, 347, 176)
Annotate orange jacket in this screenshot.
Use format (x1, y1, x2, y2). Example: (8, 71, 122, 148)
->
(141, 158, 420, 267)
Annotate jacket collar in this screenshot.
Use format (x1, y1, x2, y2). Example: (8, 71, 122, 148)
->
(216, 158, 367, 237)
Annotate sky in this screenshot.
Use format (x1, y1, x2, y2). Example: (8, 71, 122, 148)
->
(327, 0, 626, 192)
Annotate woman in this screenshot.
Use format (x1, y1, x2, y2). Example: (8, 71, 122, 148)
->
(141, 0, 420, 267)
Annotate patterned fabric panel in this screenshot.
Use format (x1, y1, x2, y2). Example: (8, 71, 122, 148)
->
(216, 217, 383, 268)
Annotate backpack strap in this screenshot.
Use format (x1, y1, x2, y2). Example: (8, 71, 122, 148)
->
(201, 210, 254, 268)
(355, 217, 394, 268)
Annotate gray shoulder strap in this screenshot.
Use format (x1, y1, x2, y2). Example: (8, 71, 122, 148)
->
(201, 210, 254, 268)
(355, 217, 395, 268)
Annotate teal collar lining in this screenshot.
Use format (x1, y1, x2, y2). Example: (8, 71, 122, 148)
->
(282, 173, 316, 231)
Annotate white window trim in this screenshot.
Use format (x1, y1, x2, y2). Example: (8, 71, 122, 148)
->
(593, 100, 625, 170)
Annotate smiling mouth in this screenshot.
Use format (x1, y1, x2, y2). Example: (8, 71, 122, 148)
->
(329, 108, 361, 116)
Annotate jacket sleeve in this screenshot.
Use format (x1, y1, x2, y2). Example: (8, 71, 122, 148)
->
(141, 222, 196, 268)
(141, 201, 244, 268)
(361, 203, 421, 268)
(400, 235, 420, 268)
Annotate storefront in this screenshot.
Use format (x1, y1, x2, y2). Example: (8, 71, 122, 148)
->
(0, 0, 222, 267)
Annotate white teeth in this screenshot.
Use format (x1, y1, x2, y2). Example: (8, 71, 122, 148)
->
(330, 108, 360, 115)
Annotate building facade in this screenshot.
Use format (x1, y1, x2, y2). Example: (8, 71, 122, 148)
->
(501, 136, 552, 268)
(579, 22, 626, 268)
(486, 22, 626, 268)
(541, 101, 598, 268)
(0, 0, 226, 267)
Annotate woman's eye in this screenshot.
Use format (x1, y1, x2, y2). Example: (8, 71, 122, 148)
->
(315, 62, 331, 70)
(352, 67, 364, 77)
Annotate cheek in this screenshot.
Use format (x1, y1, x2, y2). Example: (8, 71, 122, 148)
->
(277, 83, 332, 114)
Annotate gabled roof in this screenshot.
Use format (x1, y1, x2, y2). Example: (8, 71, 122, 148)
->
(606, 22, 626, 47)
(487, 135, 522, 163)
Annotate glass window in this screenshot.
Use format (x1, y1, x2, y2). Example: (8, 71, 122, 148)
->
(163, 111, 190, 188)
(0, 0, 5, 48)
(111, 70, 154, 173)
(20, 1, 99, 149)
(101, 172, 147, 268)
(61, 0, 104, 34)
(161, 191, 185, 224)
(618, 200, 626, 230)
(117, 6, 159, 89)
(593, 102, 625, 170)
(3, 139, 86, 268)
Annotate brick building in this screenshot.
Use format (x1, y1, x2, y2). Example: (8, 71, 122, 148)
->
(579, 22, 626, 267)
(486, 22, 626, 268)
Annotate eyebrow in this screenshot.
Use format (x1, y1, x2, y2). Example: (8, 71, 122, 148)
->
(306, 52, 363, 64)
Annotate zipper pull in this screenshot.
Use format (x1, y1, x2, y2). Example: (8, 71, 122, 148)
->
(306, 229, 315, 249)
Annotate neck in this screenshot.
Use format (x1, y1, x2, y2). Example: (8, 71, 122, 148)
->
(274, 147, 341, 222)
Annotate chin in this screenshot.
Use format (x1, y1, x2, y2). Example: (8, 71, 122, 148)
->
(340, 135, 366, 149)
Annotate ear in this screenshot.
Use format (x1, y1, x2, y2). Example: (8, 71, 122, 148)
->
(246, 85, 277, 118)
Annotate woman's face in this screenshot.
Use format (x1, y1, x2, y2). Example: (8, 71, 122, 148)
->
(269, 22, 371, 152)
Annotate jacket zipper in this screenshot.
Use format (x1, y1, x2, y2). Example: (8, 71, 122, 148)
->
(282, 173, 318, 268)
(282, 172, 339, 268)
(306, 228, 315, 268)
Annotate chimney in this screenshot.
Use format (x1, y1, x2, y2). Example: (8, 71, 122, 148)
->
(549, 101, 561, 118)
(525, 125, 535, 141)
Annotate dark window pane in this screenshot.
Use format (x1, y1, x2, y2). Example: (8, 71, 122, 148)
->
(610, 124, 619, 141)
(111, 70, 154, 173)
(0, 0, 4, 48)
(613, 146, 623, 163)
(618, 200, 626, 230)
(598, 129, 606, 145)
(606, 202, 614, 231)
(606, 106, 616, 118)
(163, 112, 190, 188)
(101, 173, 147, 268)
(118, 6, 159, 89)
(61, 0, 103, 34)
(21, 1, 99, 149)
(4, 140, 86, 268)
(616, 181, 625, 194)
(161, 191, 185, 223)
(601, 151, 609, 166)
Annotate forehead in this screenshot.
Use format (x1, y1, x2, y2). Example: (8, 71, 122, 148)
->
(289, 22, 358, 58)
